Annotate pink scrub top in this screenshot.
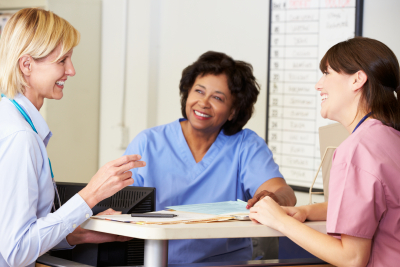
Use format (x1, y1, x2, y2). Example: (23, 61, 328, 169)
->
(327, 119, 400, 266)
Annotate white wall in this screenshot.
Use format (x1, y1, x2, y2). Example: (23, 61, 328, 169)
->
(0, 0, 45, 9)
(47, 0, 102, 183)
(363, 0, 400, 58)
(155, 0, 269, 133)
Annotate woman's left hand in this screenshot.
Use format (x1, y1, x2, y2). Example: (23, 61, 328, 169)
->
(249, 196, 288, 231)
(66, 208, 132, 245)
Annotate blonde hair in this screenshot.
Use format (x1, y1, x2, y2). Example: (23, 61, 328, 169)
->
(0, 8, 80, 98)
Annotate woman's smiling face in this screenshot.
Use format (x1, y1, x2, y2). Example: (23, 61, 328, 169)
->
(23, 44, 75, 104)
(185, 73, 235, 134)
(315, 65, 356, 122)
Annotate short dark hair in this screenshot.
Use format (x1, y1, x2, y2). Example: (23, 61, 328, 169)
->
(179, 51, 260, 136)
(320, 37, 400, 130)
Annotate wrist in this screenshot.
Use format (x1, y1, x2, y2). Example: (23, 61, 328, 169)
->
(301, 205, 311, 220)
(66, 233, 81, 246)
(67, 227, 88, 246)
(276, 213, 293, 234)
(78, 187, 98, 209)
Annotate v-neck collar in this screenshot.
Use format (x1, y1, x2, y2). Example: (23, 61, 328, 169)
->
(175, 118, 228, 178)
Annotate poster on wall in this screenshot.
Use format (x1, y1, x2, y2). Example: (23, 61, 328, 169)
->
(266, 0, 363, 190)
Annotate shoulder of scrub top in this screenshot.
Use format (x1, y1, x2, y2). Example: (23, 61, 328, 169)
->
(231, 128, 273, 154)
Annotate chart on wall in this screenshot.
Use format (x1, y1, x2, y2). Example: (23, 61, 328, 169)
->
(266, 0, 363, 190)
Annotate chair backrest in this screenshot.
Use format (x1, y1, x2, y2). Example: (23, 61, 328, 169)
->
(318, 123, 349, 201)
(51, 183, 155, 266)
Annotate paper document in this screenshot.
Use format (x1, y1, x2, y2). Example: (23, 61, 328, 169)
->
(166, 200, 249, 215)
(92, 210, 233, 225)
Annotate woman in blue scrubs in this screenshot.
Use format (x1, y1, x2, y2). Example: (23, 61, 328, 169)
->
(0, 9, 145, 267)
(124, 51, 296, 264)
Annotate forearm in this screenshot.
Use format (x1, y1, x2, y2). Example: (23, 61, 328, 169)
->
(302, 202, 328, 221)
(279, 216, 369, 267)
(273, 185, 296, 206)
(251, 197, 370, 267)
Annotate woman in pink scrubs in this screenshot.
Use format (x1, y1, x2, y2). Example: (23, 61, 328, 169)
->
(249, 37, 400, 266)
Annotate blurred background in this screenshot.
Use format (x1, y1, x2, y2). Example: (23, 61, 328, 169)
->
(1, 0, 399, 206)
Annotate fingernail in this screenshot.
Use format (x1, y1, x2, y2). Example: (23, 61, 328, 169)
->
(246, 205, 249, 209)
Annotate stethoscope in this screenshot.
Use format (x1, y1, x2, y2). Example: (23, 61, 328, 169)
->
(1, 94, 62, 212)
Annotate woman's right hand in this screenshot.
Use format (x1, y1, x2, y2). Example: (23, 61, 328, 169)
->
(78, 155, 146, 208)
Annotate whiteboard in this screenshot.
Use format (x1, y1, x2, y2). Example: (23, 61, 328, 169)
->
(266, 0, 363, 190)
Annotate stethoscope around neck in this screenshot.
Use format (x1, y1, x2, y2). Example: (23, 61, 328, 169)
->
(1, 94, 61, 212)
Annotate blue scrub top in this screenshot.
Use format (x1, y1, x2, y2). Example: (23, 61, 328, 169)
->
(124, 119, 283, 264)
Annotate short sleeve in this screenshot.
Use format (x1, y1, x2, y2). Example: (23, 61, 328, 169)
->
(239, 130, 283, 199)
(123, 131, 148, 187)
(327, 162, 387, 239)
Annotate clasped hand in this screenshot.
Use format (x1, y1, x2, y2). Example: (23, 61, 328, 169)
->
(249, 196, 308, 231)
(247, 190, 281, 208)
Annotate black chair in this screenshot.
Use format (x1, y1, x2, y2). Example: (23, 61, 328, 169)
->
(50, 182, 155, 266)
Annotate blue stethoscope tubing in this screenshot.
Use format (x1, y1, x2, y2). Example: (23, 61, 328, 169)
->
(1, 94, 61, 211)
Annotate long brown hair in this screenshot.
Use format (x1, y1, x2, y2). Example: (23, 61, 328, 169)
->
(320, 37, 400, 130)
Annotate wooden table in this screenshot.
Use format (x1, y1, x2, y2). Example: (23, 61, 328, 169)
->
(81, 219, 326, 267)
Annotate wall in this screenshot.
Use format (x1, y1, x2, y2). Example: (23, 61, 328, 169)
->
(363, 0, 400, 57)
(46, 0, 102, 183)
(0, 0, 45, 9)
